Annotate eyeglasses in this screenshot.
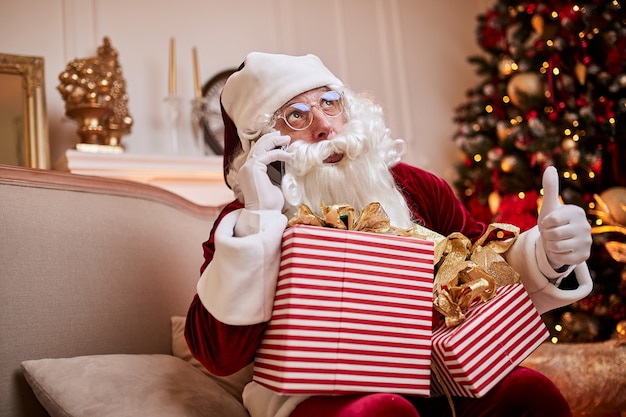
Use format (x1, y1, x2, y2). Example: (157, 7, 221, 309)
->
(275, 90, 344, 131)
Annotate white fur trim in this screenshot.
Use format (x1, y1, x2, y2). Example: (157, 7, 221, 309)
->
(221, 52, 343, 150)
(504, 226, 593, 315)
(196, 209, 287, 325)
(243, 382, 309, 417)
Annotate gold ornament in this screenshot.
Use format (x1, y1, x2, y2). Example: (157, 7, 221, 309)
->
(58, 37, 133, 153)
(531, 14, 544, 35)
(507, 72, 544, 112)
(575, 62, 587, 85)
(590, 187, 626, 263)
(496, 121, 510, 141)
(561, 137, 577, 152)
(488, 191, 501, 215)
(500, 155, 518, 173)
(498, 56, 517, 77)
(616, 320, 626, 345)
(598, 187, 626, 226)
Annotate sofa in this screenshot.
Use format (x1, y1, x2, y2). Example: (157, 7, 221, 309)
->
(2, 163, 625, 417)
(0, 164, 251, 417)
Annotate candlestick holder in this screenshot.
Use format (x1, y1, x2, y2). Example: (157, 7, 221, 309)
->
(191, 96, 209, 155)
(164, 95, 182, 154)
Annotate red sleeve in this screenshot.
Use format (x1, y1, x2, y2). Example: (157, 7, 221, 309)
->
(185, 199, 268, 376)
(391, 163, 487, 242)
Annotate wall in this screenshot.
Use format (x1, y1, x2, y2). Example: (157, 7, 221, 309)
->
(0, 0, 488, 184)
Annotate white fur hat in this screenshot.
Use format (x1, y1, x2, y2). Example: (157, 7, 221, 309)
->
(221, 52, 343, 150)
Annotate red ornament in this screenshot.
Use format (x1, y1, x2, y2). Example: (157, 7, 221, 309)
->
(479, 10, 508, 52)
(466, 195, 494, 225)
(493, 190, 539, 232)
(559, 5, 582, 29)
(606, 39, 626, 76)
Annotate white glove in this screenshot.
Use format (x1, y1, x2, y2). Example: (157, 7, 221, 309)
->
(537, 166, 592, 269)
(237, 131, 292, 211)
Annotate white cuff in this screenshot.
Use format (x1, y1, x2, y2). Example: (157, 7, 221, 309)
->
(505, 226, 593, 314)
(535, 237, 575, 283)
(235, 208, 285, 237)
(197, 209, 287, 325)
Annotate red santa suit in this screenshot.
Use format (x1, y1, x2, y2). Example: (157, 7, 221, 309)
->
(185, 51, 592, 417)
(185, 162, 591, 417)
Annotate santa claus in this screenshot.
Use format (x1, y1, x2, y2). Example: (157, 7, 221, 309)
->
(185, 52, 593, 417)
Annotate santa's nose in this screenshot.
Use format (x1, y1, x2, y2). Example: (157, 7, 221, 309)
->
(309, 108, 333, 142)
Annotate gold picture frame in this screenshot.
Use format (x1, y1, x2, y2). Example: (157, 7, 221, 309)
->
(0, 53, 50, 169)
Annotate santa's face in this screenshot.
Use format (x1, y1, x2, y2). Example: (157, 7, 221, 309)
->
(278, 89, 414, 229)
(274, 87, 347, 164)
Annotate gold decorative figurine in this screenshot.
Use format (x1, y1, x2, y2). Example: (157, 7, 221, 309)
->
(57, 37, 133, 153)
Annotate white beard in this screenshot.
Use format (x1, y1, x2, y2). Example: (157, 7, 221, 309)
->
(281, 109, 414, 229)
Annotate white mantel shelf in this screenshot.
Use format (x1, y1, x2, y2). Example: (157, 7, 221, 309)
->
(57, 150, 234, 207)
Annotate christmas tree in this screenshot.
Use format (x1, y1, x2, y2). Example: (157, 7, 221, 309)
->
(452, 0, 626, 342)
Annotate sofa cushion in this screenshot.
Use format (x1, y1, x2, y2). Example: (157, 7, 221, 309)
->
(21, 354, 249, 417)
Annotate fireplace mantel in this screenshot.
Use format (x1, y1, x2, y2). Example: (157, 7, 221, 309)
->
(57, 150, 233, 207)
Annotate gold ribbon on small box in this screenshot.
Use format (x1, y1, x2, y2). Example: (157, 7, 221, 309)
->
(432, 223, 521, 327)
(287, 202, 521, 328)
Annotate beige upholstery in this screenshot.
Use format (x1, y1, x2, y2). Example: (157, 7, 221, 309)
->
(0, 165, 223, 417)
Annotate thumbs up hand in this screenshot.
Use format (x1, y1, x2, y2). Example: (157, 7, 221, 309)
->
(538, 166, 592, 269)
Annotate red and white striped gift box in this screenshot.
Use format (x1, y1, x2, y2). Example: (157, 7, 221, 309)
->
(253, 224, 434, 396)
(430, 284, 549, 398)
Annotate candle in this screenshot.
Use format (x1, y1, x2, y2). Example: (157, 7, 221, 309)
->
(192, 47, 202, 98)
(169, 37, 176, 96)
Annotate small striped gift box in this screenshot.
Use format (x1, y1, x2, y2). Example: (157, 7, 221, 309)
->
(253, 224, 434, 396)
(430, 284, 549, 398)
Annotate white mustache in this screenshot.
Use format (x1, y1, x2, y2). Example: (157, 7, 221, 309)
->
(285, 122, 369, 177)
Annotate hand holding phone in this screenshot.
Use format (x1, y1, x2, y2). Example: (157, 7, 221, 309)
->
(267, 155, 285, 187)
(239, 132, 291, 211)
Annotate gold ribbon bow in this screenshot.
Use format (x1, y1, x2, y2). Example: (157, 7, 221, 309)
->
(432, 223, 520, 327)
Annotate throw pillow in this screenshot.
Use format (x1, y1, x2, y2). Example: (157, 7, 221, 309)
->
(21, 354, 249, 417)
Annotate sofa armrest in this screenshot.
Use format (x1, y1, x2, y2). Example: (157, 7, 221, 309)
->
(0, 164, 223, 417)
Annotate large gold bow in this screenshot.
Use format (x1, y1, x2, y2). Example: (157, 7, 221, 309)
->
(432, 223, 520, 327)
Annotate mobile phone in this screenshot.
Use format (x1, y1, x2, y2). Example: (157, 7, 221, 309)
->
(267, 160, 284, 187)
